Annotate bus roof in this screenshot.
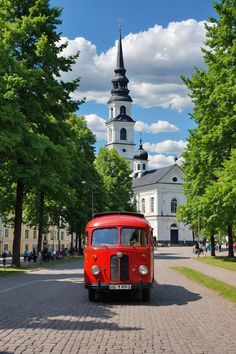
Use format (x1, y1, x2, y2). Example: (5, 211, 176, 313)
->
(86, 212, 150, 229)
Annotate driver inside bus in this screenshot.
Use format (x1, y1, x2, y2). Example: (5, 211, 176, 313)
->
(130, 232, 141, 247)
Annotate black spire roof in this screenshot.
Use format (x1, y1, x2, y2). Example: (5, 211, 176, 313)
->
(134, 139, 148, 161)
(108, 31, 133, 104)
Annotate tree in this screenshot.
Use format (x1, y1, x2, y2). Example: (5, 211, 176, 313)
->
(62, 114, 105, 253)
(0, 0, 81, 265)
(95, 148, 136, 212)
(200, 149, 236, 256)
(178, 0, 236, 256)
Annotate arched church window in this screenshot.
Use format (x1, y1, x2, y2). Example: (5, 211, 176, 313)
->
(171, 198, 178, 213)
(110, 107, 113, 118)
(120, 128, 126, 140)
(137, 164, 141, 170)
(120, 106, 126, 115)
(141, 198, 145, 213)
(142, 164, 146, 170)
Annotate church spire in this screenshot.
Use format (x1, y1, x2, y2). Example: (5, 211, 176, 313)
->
(116, 29, 125, 71)
(108, 30, 132, 104)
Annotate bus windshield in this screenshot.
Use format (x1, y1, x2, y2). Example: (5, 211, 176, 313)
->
(92, 228, 118, 246)
(120, 228, 147, 246)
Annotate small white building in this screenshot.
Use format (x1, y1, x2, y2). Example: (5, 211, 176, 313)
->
(105, 32, 192, 244)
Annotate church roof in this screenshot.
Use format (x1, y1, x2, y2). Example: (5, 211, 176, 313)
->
(134, 140, 148, 160)
(132, 164, 181, 187)
(107, 113, 135, 123)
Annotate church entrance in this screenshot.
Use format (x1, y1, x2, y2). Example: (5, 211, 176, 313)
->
(170, 224, 178, 244)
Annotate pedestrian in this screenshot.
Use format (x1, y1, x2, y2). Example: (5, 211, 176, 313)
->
(153, 237, 157, 250)
(195, 242, 203, 258)
(2, 251, 7, 268)
(204, 241, 209, 256)
(23, 250, 28, 262)
(32, 249, 37, 262)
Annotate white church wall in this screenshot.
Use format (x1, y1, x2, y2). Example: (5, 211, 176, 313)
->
(134, 180, 192, 244)
(157, 217, 192, 243)
(109, 102, 132, 118)
(157, 185, 184, 216)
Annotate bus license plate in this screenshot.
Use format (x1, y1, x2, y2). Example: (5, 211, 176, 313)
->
(109, 284, 131, 290)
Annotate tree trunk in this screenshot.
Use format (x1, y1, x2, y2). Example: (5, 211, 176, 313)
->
(37, 191, 45, 254)
(210, 234, 215, 256)
(12, 179, 24, 267)
(75, 227, 79, 252)
(227, 224, 234, 257)
(78, 223, 83, 254)
(71, 232, 74, 249)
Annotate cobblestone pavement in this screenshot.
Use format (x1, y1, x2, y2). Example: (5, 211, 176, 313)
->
(0, 247, 235, 354)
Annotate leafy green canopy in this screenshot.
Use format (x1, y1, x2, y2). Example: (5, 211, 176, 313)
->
(0, 0, 84, 263)
(178, 0, 236, 241)
(95, 148, 136, 212)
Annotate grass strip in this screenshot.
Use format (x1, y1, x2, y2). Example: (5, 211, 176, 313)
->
(0, 268, 25, 277)
(0, 255, 83, 277)
(194, 256, 236, 272)
(171, 266, 236, 303)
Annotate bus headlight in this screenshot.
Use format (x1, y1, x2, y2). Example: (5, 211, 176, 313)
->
(139, 265, 148, 275)
(91, 265, 100, 275)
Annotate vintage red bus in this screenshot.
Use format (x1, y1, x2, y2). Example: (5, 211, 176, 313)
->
(84, 212, 154, 301)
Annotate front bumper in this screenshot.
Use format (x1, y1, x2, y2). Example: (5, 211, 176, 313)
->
(85, 280, 152, 291)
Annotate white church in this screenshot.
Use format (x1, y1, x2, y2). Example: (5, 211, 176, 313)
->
(105, 32, 192, 245)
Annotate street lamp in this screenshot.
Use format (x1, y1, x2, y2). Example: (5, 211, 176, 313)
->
(81, 180, 95, 218)
(58, 215, 63, 253)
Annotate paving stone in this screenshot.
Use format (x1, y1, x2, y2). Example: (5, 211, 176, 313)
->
(0, 247, 235, 353)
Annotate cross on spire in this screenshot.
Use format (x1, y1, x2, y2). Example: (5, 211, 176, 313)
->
(118, 18, 123, 32)
(139, 132, 142, 146)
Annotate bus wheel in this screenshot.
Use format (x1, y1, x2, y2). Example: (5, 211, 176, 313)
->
(142, 288, 150, 301)
(88, 288, 96, 302)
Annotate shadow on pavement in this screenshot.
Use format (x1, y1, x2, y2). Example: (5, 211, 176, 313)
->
(0, 258, 201, 333)
(154, 252, 191, 260)
(153, 281, 202, 306)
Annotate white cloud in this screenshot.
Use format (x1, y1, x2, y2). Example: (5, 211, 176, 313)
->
(135, 120, 179, 133)
(59, 19, 207, 110)
(148, 154, 184, 169)
(84, 114, 106, 140)
(143, 140, 187, 153)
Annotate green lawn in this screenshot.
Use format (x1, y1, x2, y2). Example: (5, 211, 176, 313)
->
(0, 268, 25, 277)
(171, 266, 236, 303)
(0, 255, 83, 277)
(194, 256, 236, 271)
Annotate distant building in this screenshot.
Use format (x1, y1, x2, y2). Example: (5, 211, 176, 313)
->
(0, 217, 72, 255)
(105, 32, 193, 244)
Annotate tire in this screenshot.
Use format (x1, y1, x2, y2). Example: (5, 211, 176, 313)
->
(142, 288, 150, 302)
(88, 288, 96, 302)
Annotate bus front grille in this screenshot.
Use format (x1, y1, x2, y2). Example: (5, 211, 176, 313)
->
(110, 255, 129, 281)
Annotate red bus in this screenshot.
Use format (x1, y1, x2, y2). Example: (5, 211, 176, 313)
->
(84, 212, 154, 301)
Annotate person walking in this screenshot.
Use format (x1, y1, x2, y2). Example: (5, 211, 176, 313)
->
(2, 251, 7, 268)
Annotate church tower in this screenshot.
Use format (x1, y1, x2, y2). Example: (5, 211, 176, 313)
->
(105, 31, 135, 169)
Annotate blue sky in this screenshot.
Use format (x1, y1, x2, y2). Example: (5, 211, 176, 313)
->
(50, 0, 216, 168)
